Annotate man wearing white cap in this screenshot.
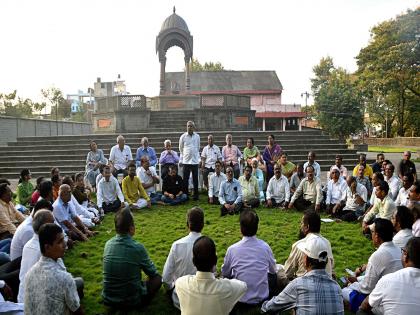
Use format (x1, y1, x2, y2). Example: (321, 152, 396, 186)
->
(261, 235, 344, 314)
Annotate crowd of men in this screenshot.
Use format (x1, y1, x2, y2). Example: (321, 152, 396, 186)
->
(0, 120, 418, 314)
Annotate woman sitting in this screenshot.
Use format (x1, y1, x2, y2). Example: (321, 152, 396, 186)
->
(85, 140, 107, 188)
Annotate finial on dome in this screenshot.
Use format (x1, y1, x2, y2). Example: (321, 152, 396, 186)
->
(173, 6, 176, 14)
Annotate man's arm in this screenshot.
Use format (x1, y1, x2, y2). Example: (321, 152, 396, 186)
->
(0, 205, 18, 234)
(261, 280, 297, 313)
(178, 134, 184, 162)
(284, 179, 290, 203)
(162, 244, 176, 289)
(218, 183, 226, 205)
(208, 175, 214, 198)
(149, 148, 157, 166)
(115, 179, 125, 203)
(290, 180, 304, 205)
(315, 180, 323, 206)
(234, 183, 243, 204)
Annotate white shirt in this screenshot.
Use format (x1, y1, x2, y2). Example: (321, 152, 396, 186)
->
(413, 219, 420, 237)
(109, 144, 133, 170)
(18, 234, 41, 303)
(395, 187, 409, 206)
(208, 172, 227, 198)
(10, 216, 33, 260)
(137, 166, 157, 195)
(201, 144, 222, 168)
(176, 271, 247, 315)
(97, 176, 124, 207)
(179, 132, 200, 165)
(70, 195, 93, 219)
(359, 242, 403, 294)
(266, 175, 290, 203)
(369, 267, 420, 315)
(392, 229, 413, 249)
(385, 175, 401, 201)
(303, 161, 321, 180)
(343, 183, 367, 211)
(326, 177, 347, 204)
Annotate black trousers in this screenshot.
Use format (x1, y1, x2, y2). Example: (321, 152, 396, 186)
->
(203, 167, 214, 188)
(0, 256, 21, 301)
(293, 195, 315, 211)
(244, 198, 260, 208)
(220, 201, 243, 216)
(182, 164, 199, 199)
(102, 200, 122, 213)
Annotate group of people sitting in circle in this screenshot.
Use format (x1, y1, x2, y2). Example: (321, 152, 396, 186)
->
(0, 119, 418, 314)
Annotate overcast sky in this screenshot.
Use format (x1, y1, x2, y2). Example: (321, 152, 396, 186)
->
(0, 0, 417, 105)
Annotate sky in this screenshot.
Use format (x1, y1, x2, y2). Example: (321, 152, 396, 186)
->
(0, 0, 417, 105)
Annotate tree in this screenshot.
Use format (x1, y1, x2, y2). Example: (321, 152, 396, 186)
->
(189, 58, 225, 72)
(41, 87, 70, 119)
(0, 90, 46, 118)
(311, 58, 364, 140)
(356, 8, 420, 136)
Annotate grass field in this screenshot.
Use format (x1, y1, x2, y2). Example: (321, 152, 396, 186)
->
(368, 146, 418, 153)
(64, 197, 374, 315)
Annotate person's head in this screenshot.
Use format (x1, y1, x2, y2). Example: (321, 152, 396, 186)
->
(187, 207, 204, 233)
(372, 172, 384, 187)
(384, 163, 395, 178)
(330, 167, 340, 182)
(346, 176, 357, 190)
(335, 155, 343, 167)
(376, 153, 385, 163)
(392, 206, 414, 232)
(0, 183, 12, 203)
(186, 121, 195, 134)
(32, 209, 55, 234)
(141, 137, 149, 148)
(251, 158, 258, 169)
(19, 169, 31, 183)
(117, 135, 125, 148)
(0, 178, 11, 186)
(103, 165, 112, 181)
(225, 134, 232, 145)
(382, 160, 391, 171)
(114, 207, 135, 236)
(207, 134, 214, 146)
(246, 137, 254, 149)
(140, 155, 150, 170)
(51, 174, 61, 188)
(164, 139, 172, 150)
(375, 181, 389, 201)
(168, 165, 177, 177)
(35, 176, 45, 191)
(403, 151, 411, 161)
(58, 184, 72, 203)
(74, 173, 85, 188)
(33, 199, 53, 215)
(307, 151, 315, 163)
(267, 134, 275, 146)
(402, 174, 414, 190)
(372, 218, 394, 247)
(244, 165, 252, 179)
(89, 140, 97, 152)
(128, 162, 136, 177)
(50, 167, 60, 178)
(61, 176, 74, 190)
(305, 165, 315, 181)
(192, 236, 217, 272)
(39, 180, 53, 200)
(280, 152, 288, 164)
(99, 163, 106, 176)
(39, 223, 65, 260)
(296, 163, 304, 176)
(357, 164, 365, 178)
(300, 210, 321, 238)
(298, 235, 329, 270)
(402, 237, 420, 268)
(214, 160, 222, 174)
(358, 154, 367, 166)
(240, 210, 259, 237)
(409, 180, 420, 202)
(225, 166, 233, 181)
(274, 164, 282, 178)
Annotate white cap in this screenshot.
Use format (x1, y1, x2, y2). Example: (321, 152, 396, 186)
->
(297, 235, 329, 262)
(330, 165, 340, 172)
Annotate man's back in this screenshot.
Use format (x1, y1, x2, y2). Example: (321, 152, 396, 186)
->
(176, 271, 247, 315)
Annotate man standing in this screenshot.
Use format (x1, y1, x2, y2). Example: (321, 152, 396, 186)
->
(303, 151, 321, 180)
(208, 160, 226, 205)
(135, 137, 157, 167)
(222, 134, 242, 179)
(109, 135, 133, 178)
(179, 121, 200, 201)
(398, 151, 417, 180)
(219, 167, 243, 216)
(162, 207, 204, 309)
(176, 236, 247, 315)
(102, 208, 161, 309)
(239, 165, 260, 208)
(266, 164, 290, 208)
(289, 165, 323, 212)
(137, 156, 162, 205)
(122, 163, 151, 210)
(201, 134, 222, 190)
(97, 165, 125, 214)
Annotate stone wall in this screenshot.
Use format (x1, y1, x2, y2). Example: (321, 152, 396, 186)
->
(353, 137, 420, 147)
(0, 116, 92, 146)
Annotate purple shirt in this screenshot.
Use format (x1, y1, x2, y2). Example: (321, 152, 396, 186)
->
(159, 150, 180, 165)
(221, 236, 276, 304)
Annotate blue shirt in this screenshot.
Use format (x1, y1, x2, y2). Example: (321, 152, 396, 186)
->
(52, 198, 77, 232)
(135, 146, 157, 167)
(218, 178, 242, 204)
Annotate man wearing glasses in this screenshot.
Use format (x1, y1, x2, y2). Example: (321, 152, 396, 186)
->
(219, 167, 243, 216)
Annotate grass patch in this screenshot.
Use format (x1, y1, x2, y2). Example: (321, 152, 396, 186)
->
(368, 146, 417, 153)
(64, 197, 373, 315)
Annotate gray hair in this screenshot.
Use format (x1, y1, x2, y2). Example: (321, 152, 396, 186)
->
(164, 139, 171, 146)
(187, 121, 195, 128)
(116, 135, 124, 142)
(141, 137, 149, 144)
(32, 210, 54, 234)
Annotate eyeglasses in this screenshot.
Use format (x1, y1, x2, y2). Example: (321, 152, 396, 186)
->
(226, 171, 233, 173)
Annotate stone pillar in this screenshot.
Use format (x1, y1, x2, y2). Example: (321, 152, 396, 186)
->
(262, 118, 266, 131)
(159, 57, 166, 95)
(298, 118, 302, 131)
(185, 57, 191, 93)
(282, 118, 286, 131)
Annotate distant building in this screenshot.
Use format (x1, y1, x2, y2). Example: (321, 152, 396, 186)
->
(93, 75, 127, 98)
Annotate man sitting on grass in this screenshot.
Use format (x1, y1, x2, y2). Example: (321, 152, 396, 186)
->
(219, 167, 243, 216)
(335, 176, 367, 222)
(137, 156, 162, 205)
(239, 165, 260, 209)
(97, 165, 125, 214)
(102, 208, 161, 309)
(392, 206, 414, 249)
(288, 165, 322, 212)
(265, 164, 290, 208)
(325, 166, 347, 216)
(161, 165, 188, 206)
(208, 160, 226, 205)
(122, 163, 151, 210)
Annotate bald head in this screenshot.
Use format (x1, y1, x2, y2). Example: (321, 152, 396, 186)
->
(59, 184, 71, 203)
(192, 236, 217, 272)
(32, 209, 55, 234)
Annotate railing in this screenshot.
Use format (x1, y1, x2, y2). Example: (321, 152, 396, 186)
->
(96, 95, 147, 113)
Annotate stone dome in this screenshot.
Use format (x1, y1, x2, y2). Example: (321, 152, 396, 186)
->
(160, 7, 190, 33)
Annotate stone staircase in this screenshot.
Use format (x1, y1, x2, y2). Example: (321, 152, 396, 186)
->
(0, 128, 366, 179)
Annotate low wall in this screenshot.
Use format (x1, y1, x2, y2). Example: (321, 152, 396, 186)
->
(0, 116, 92, 146)
(353, 137, 420, 147)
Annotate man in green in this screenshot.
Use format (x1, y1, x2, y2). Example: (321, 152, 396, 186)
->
(102, 207, 161, 309)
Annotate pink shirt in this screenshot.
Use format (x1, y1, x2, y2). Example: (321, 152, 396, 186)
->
(222, 145, 242, 166)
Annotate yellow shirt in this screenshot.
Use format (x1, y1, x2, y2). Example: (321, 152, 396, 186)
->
(122, 176, 150, 205)
(0, 200, 25, 234)
(353, 164, 374, 178)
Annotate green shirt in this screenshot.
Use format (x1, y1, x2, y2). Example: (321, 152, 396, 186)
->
(16, 181, 34, 206)
(243, 146, 260, 161)
(102, 234, 158, 306)
(279, 161, 296, 178)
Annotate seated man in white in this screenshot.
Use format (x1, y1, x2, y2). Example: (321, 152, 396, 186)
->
(358, 237, 420, 315)
(384, 163, 401, 201)
(200, 134, 222, 190)
(239, 165, 260, 208)
(325, 166, 347, 215)
(342, 218, 402, 313)
(208, 160, 226, 205)
(395, 173, 414, 206)
(162, 207, 204, 309)
(17, 209, 55, 303)
(176, 236, 247, 315)
(266, 164, 290, 208)
(392, 206, 414, 249)
(109, 135, 133, 178)
(137, 156, 162, 205)
(335, 176, 367, 222)
(97, 165, 125, 214)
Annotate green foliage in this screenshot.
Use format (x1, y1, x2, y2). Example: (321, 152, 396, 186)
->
(0, 90, 46, 118)
(356, 8, 420, 136)
(41, 87, 70, 119)
(190, 58, 225, 72)
(311, 58, 364, 139)
(64, 199, 372, 315)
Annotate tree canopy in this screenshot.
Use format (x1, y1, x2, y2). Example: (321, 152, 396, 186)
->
(0, 90, 46, 118)
(189, 58, 225, 72)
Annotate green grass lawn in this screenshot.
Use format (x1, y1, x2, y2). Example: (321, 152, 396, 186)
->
(64, 197, 374, 315)
(368, 146, 417, 153)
